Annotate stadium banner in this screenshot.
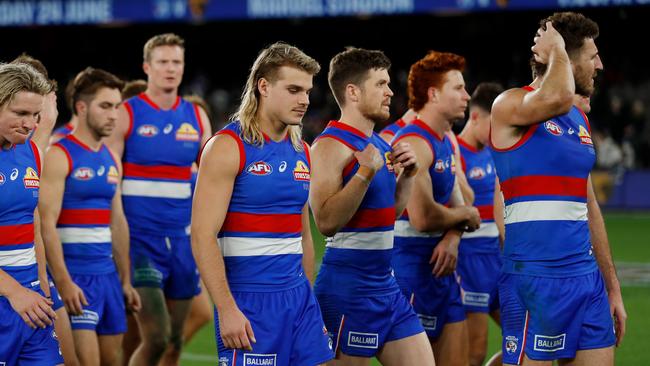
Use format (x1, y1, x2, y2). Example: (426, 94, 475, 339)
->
(1, 0, 649, 26)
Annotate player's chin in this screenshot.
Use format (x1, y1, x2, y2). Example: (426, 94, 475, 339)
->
(10, 132, 29, 145)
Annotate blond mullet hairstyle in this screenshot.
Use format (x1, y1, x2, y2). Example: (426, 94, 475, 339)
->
(0, 63, 51, 109)
(143, 33, 185, 62)
(232, 42, 320, 151)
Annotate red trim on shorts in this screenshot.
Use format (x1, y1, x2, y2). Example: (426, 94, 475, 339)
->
(222, 212, 302, 234)
(0, 224, 34, 245)
(58, 209, 111, 226)
(500, 175, 587, 200)
(214, 130, 246, 175)
(518, 311, 530, 365)
(335, 315, 346, 356)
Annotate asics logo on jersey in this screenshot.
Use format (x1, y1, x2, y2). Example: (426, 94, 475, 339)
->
(97, 165, 105, 176)
(73, 167, 95, 181)
(279, 161, 287, 172)
(468, 166, 486, 180)
(163, 123, 174, 134)
(10, 168, 19, 180)
(0, 173, 5, 185)
(23, 167, 39, 188)
(137, 124, 159, 137)
(247, 161, 273, 176)
(578, 125, 593, 145)
(293, 160, 310, 181)
(544, 121, 563, 136)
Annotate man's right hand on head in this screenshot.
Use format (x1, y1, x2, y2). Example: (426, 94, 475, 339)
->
(532, 21, 567, 65)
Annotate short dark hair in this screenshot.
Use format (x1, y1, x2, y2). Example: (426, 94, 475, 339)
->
(328, 47, 391, 107)
(470, 82, 504, 113)
(531, 12, 599, 77)
(70, 67, 124, 115)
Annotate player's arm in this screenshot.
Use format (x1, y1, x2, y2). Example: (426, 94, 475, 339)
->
(33, 209, 50, 297)
(309, 138, 384, 237)
(494, 177, 506, 248)
(31, 92, 58, 152)
(38, 145, 87, 315)
(403, 136, 479, 233)
(587, 175, 626, 346)
(108, 150, 141, 313)
(392, 141, 418, 218)
(192, 133, 256, 351)
(491, 22, 573, 131)
(300, 203, 315, 284)
(104, 104, 130, 159)
(447, 132, 474, 205)
(0, 268, 56, 329)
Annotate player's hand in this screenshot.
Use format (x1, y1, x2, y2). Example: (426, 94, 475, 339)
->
(218, 303, 256, 351)
(354, 143, 385, 174)
(38, 91, 59, 129)
(531, 21, 566, 64)
(390, 141, 419, 178)
(6, 286, 56, 329)
(609, 290, 627, 346)
(458, 206, 481, 232)
(429, 233, 460, 277)
(123, 283, 141, 313)
(59, 278, 88, 316)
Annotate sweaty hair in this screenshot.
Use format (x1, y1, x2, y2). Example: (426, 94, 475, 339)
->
(470, 82, 504, 113)
(0, 63, 52, 109)
(143, 33, 185, 63)
(232, 41, 320, 151)
(328, 47, 391, 108)
(121, 79, 147, 100)
(531, 12, 599, 78)
(408, 51, 466, 111)
(11, 53, 57, 92)
(70, 67, 124, 115)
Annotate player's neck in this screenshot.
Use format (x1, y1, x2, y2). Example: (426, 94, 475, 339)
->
(72, 122, 102, 151)
(258, 116, 289, 142)
(458, 127, 483, 150)
(144, 87, 178, 110)
(338, 108, 374, 137)
(415, 108, 448, 139)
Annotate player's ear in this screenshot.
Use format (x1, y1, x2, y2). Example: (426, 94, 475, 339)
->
(258, 78, 269, 98)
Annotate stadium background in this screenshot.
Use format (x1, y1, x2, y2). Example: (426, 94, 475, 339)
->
(1, 0, 648, 364)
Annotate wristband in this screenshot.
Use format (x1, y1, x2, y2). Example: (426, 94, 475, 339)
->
(354, 173, 370, 184)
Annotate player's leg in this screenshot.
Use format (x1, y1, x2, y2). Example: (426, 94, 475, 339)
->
(128, 287, 171, 365)
(466, 312, 489, 366)
(182, 283, 212, 344)
(50, 282, 80, 366)
(431, 320, 469, 366)
(121, 313, 140, 365)
(99, 335, 125, 366)
(376, 332, 435, 366)
(559, 346, 614, 366)
(72, 330, 101, 366)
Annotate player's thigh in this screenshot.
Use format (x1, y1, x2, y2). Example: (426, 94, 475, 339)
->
(432, 320, 469, 366)
(376, 332, 434, 366)
(135, 287, 170, 336)
(559, 346, 614, 366)
(72, 329, 100, 366)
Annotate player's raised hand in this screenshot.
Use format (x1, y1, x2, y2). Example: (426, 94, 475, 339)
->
(218, 303, 257, 351)
(532, 21, 567, 64)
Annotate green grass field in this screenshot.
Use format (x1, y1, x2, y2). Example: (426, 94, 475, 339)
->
(181, 212, 650, 365)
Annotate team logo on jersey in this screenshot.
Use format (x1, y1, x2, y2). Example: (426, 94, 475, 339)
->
(434, 159, 445, 173)
(23, 167, 39, 188)
(107, 166, 119, 184)
(505, 335, 519, 354)
(176, 123, 200, 141)
(578, 125, 593, 145)
(137, 124, 159, 137)
(544, 120, 563, 136)
(293, 160, 310, 181)
(384, 151, 394, 173)
(73, 167, 95, 181)
(0, 173, 5, 186)
(347, 332, 379, 349)
(534, 333, 566, 352)
(218, 357, 228, 366)
(247, 161, 272, 176)
(242, 353, 277, 366)
(468, 166, 486, 180)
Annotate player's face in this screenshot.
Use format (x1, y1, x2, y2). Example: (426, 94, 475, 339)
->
(85, 87, 122, 138)
(573, 38, 603, 97)
(264, 66, 313, 126)
(358, 68, 393, 124)
(0, 91, 43, 146)
(144, 45, 185, 92)
(437, 70, 470, 124)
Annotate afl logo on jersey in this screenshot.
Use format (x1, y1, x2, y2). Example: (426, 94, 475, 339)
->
(469, 167, 486, 180)
(73, 167, 95, 181)
(107, 166, 119, 184)
(23, 167, 40, 188)
(434, 159, 446, 173)
(544, 121, 563, 136)
(137, 125, 159, 137)
(578, 125, 593, 145)
(0, 172, 5, 185)
(293, 160, 310, 181)
(176, 123, 200, 142)
(247, 161, 272, 176)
